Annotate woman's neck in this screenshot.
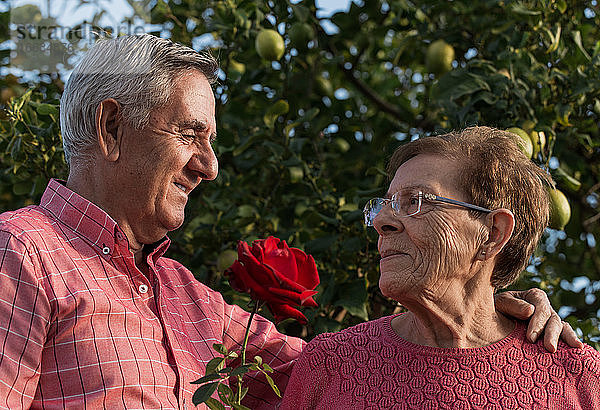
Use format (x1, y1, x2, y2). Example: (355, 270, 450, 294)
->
(390, 272, 515, 348)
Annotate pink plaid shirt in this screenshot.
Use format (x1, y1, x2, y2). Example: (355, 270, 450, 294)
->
(0, 179, 304, 409)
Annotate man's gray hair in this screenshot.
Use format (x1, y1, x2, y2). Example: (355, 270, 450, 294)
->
(60, 34, 219, 166)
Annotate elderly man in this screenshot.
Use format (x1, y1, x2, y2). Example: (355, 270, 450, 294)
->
(0, 34, 581, 408)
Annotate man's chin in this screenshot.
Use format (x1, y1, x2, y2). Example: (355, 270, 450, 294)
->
(165, 216, 185, 232)
(159, 210, 186, 233)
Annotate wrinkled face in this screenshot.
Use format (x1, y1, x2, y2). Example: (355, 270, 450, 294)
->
(114, 70, 218, 243)
(374, 154, 486, 302)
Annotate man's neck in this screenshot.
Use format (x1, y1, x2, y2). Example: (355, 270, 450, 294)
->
(67, 170, 148, 273)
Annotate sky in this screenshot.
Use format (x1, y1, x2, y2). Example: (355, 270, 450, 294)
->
(5, 0, 353, 77)
(8, 0, 353, 27)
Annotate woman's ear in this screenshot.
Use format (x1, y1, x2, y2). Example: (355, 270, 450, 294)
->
(96, 99, 123, 162)
(479, 209, 515, 260)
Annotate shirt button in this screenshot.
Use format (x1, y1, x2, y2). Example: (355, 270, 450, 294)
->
(102, 246, 110, 255)
(138, 284, 149, 294)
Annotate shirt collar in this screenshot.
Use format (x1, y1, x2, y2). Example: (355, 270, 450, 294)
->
(40, 179, 170, 260)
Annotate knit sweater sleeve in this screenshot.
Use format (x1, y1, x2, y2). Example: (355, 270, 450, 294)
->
(279, 333, 333, 409)
(574, 344, 600, 408)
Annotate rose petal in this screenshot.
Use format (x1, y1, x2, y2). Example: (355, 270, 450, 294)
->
(268, 302, 308, 325)
(299, 290, 319, 307)
(239, 247, 278, 286)
(250, 238, 267, 263)
(262, 239, 299, 282)
(267, 287, 318, 308)
(267, 287, 303, 305)
(260, 236, 279, 254)
(230, 266, 293, 305)
(290, 249, 320, 290)
(239, 241, 267, 273)
(267, 267, 305, 293)
(227, 262, 263, 292)
(225, 261, 250, 293)
(237, 240, 252, 258)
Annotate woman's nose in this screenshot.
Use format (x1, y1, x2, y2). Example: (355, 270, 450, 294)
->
(373, 203, 405, 235)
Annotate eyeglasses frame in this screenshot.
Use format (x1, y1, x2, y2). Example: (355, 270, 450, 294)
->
(363, 191, 492, 227)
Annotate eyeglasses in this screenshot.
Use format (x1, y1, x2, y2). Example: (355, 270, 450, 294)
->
(363, 190, 492, 226)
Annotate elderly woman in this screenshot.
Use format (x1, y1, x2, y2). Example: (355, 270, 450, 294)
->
(280, 127, 600, 409)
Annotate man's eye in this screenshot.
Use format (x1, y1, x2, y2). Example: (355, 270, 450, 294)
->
(178, 132, 197, 142)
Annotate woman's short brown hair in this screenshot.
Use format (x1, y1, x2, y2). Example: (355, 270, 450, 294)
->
(387, 126, 554, 288)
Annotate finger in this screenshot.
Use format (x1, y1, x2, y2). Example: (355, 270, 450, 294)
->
(541, 314, 563, 353)
(522, 289, 552, 342)
(494, 291, 535, 320)
(560, 322, 584, 349)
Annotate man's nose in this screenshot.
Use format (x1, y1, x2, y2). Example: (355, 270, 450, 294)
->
(188, 143, 218, 180)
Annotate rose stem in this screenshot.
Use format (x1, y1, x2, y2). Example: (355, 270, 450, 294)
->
(237, 302, 260, 404)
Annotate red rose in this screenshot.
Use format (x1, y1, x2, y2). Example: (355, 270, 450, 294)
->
(225, 236, 319, 324)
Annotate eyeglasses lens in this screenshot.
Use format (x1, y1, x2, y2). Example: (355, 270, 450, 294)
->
(364, 198, 384, 226)
(363, 191, 423, 226)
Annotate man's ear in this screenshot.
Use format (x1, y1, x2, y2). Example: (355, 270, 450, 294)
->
(479, 209, 515, 260)
(96, 99, 123, 162)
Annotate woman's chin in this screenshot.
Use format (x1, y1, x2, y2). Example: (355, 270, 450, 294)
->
(379, 277, 413, 301)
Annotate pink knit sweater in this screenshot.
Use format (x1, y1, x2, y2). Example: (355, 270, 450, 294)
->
(280, 315, 600, 409)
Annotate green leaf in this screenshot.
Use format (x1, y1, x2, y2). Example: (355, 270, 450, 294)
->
(217, 383, 234, 402)
(284, 120, 302, 137)
(192, 382, 219, 405)
(12, 181, 33, 196)
(302, 107, 320, 121)
(213, 343, 228, 355)
(555, 103, 572, 126)
(11, 89, 32, 113)
(262, 363, 274, 373)
(9, 137, 22, 159)
(555, 0, 567, 13)
(34, 103, 59, 116)
(335, 279, 369, 320)
(553, 166, 582, 192)
(206, 357, 226, 374)
(237, 205, 257, 218)
(230, 364, 252, 378)
(191, 373, 223, 384)
(432, 71, 491, 102)
(232, 135, 259, 156)
(593, 99, 600, 115)
(544, 25, 561, 53)
(571, 31, 591, 61)
(262, 372, 281, 398)
(305, 235, 337, 254)
(316, 212, 338, 225)
(511, 3, 541, 15)
(232, 403, 251, 410)
(291, 4, 309, 22)
(263, 100, 289, 129)
(205, 397, 226, 410)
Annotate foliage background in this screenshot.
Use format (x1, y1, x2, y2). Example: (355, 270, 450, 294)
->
(1, 0, 599, 348)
